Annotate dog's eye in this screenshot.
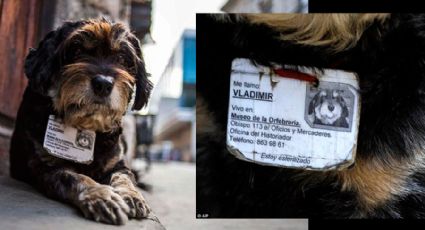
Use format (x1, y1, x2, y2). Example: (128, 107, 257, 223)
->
(118, 54, 126, 65)
(72, 41, 82, 48)
(70, 41, 83, 58)
(74, 48, 82, 56)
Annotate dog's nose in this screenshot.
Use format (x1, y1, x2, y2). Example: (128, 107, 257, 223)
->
(328, 104, 335, 112)
(91, 75, 113, 97)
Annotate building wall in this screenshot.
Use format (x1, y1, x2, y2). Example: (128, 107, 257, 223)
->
(158, 122, 193, 162)
(170, 124, 192, 162)
(0, 131, 11, 175)
(53, 0, 131, 27)
(150, 29, 196, 162)
(0, 0, 40, 176)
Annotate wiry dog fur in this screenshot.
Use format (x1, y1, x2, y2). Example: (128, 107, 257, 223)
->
(10, 18, 153, 225)
(197, 13, 425, 218)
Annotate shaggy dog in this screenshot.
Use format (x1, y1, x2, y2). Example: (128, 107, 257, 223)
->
(10, 18, 153, 225)
(308, 89, 349, 128)
(197, 14, 425, 218)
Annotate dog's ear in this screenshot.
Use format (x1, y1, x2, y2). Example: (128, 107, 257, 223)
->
(24, 30, 60, 95)
(338, 96, 349, 118)
(25, 21, 84, 95)
(308, 92, 320, 115)
(128, 34, 153, 110)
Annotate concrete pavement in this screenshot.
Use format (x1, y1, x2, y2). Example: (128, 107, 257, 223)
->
(0, 176, 164, 230)
(143, 162, 308, 230)
(0, 162, 308, 230)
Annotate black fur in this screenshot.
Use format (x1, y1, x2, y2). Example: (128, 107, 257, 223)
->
(127, 35, 152, 110)
(23, 20, 151, 110)
(24, 21, 85, 95)
(10, 19, 152, 225)
(197, 14, 425, 218)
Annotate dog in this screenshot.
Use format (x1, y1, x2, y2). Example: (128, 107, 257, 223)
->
(197, 14, 425, 218)
(76, 130, 95, 149)
(308, 89, 349, 128)
(9, 18, 153, 225)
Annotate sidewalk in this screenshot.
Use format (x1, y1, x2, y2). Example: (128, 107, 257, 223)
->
(0, 162, 308, 230)
(0, 176, 164, 230)
(144, 162, 308, 230)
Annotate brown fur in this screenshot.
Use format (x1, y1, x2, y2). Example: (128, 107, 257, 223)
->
(104, 154, 122, 173)
(52, 39, 136, 132)
(248, 14, 390, 52)
(81, 21, 113, 40)
(76, 180, 130, 224)
(110, 172, 150, 218)
(10, 19, 153, 225)
(196, 95, 220, 136)
(68, 21, 134, 55)
(292, 154, 415, 216)
(53, 66, 132, 131)
(336, 156, 414, 215)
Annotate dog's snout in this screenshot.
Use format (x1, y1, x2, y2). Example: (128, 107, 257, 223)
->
(91, 75, 113, 97)
(328, 104, 335, 111)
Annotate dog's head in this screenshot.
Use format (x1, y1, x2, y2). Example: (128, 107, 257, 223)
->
(308, 89, 348, 125)
(24, 18, 152, 132)
(76, 130, 94, 149)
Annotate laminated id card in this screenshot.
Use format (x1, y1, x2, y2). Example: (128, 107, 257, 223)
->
(226, 58, 360, 170)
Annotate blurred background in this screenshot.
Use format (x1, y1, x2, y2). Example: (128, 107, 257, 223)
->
(0, 0, 307, 229)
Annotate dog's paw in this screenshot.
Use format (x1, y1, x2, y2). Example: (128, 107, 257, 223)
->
(114, 187, 151, 219)
(77, 184, 130, 225)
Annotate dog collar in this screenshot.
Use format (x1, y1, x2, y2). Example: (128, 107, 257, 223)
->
(273, 68, 318, 86)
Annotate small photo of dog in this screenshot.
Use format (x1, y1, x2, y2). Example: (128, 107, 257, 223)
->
(305, 83, 354, 131)
(75, 130, 94, 150)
